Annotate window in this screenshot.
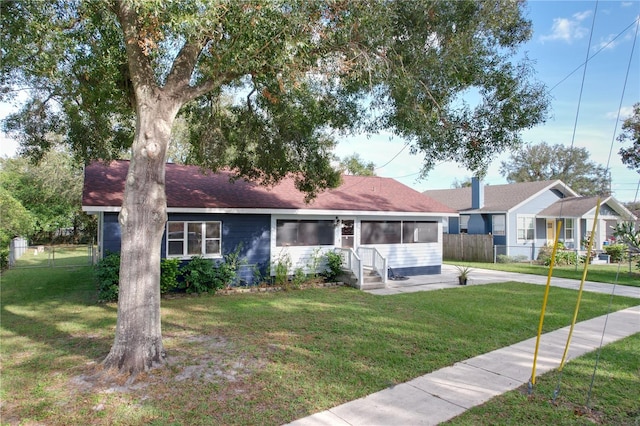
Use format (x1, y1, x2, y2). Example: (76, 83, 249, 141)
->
(276, 220, 334, 246)
(564, 218, 574, 240)
(361, 220, 438, 244)
(402, 221, 438, 243)
(459, 215, 469, 234)
(492, 215, 505, 236)
(167, 221, 221, 257)
(516, 216, 534, 241)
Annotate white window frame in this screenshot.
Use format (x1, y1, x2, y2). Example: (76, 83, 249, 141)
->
(492, 215, 506, 236)
(564, 218, 574, 241)
(166, 221, 222, 258)
(459, 215, 470, 234)
(516, 215, 535, 242)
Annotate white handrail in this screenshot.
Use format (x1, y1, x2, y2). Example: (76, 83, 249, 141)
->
(337, 248, 363, 289)
(356, 247, 388, 285)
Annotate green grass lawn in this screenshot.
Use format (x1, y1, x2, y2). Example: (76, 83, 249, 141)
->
(1, 262, 638, 425)
(445, 260, 640, 287)
(446, 333, 640, 425)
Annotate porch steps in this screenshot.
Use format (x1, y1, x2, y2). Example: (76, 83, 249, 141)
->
(337, 267, 386, 290)
(360, 267, 385, 290)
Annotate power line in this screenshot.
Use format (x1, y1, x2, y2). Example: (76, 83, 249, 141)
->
(549, 16, 640, 92)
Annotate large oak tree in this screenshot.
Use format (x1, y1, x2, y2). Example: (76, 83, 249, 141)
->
(1, 0, 548, 374)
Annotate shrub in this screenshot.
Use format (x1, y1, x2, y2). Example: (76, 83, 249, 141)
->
(323, 250, 344, 281)
(537, 246, 577, 266)
(95, 252, 121, 302)
(181, 256, 218, 294)
(0, 249, 8, 271)
(160, 258, 182, 294)
(604, 244, 627, 263)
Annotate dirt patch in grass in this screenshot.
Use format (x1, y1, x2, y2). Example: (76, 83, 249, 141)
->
(67, 333, 266, 394)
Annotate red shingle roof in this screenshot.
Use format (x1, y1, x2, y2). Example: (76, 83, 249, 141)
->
(83, 160, 455, 214)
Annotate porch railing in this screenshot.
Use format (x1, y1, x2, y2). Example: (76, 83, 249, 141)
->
(356, 247, 388, 285)
(338, 248, 364, 289)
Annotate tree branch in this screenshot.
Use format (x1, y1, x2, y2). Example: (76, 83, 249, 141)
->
(164, 40, 207, 93)
(114, 1, 157, 100)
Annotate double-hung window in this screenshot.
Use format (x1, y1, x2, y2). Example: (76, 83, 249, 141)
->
(516, 215, 535, 241)
(167, 221, 221, 258)
(564, 218, 574, 241)
(459, 215, 469, 234)
(492, 215, 506, 236)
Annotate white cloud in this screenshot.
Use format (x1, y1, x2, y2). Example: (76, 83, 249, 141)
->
(594, 33, 619, 51)
(621, 2, 633, 8)
(605, 105, 635, 120)
(572, 10, 593, 21)
(539, 11, 592, 43)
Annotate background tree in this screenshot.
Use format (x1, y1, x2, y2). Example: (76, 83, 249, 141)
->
(0, 152, 92, 244)
(451, 177, 472, 188)
(1, 0, 548, 375)
(0, 186, 35, 250)
(499, 142, 610, 196)
(338, 154, 376, 176)
(618, 103, 640, 174)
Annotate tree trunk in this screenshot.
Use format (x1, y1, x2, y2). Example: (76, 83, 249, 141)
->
(103, 96, 179, 374)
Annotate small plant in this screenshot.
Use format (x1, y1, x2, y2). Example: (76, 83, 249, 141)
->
(455, 265, 472, 285)
(272, 251, 292, 287)
(323, 250, 344, 281)
(306, 248, 323, 278)
(291, 267, 306, 290)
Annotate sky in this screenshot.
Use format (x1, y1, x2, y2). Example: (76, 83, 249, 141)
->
(1, 1, 639, 202)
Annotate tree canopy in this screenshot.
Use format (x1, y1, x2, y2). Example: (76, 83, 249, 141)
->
(2, 0, 548, 181)
(618, 102, 640, 174)
(499, 142, 610, 196)
(1, 0, 550, 374)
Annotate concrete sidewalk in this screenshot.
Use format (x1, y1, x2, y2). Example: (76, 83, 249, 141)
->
(287, 268, 640, 426)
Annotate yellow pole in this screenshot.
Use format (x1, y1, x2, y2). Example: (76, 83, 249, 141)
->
(558, 199, 601, 371)
(531, 220, 563, 386)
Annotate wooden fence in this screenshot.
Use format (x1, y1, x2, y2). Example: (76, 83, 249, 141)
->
(443, 234, 494, 262)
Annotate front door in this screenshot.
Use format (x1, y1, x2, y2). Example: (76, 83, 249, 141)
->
(341, 220, 354, 249)
(546, 219, 555, 246)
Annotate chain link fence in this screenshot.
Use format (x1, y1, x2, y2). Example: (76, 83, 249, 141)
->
(8, 238, 97, 269)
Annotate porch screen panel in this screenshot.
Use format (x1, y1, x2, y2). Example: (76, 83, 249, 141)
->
(276, 220, 334, 246)
(402, 221, 438, 243)
(361, 221, 401, 244)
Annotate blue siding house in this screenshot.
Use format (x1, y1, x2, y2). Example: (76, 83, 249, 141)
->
(83, 160, 456, 287)
(424, 178, 636, 261)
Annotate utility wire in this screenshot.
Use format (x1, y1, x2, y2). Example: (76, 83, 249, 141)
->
(606, 16, 639, 173)
(549, 17, 640, 92)
(585, 15, 640, 411)
(551, 0, 599, 403)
